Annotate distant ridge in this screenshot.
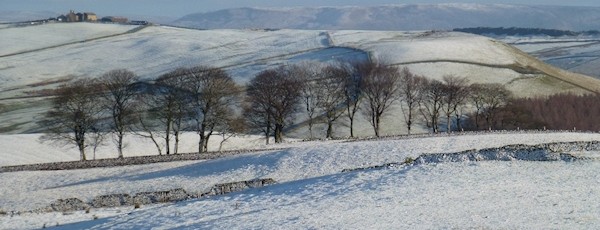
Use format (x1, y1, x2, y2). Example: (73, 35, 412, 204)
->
(173, 4, 600, 31)
(0, 10, 57, 23)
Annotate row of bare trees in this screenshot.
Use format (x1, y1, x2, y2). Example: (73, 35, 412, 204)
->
(40, 59, 514, 161)
(243, 60, 512, 140)
(40, 66, 241, 160)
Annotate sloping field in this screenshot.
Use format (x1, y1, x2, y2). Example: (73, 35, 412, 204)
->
(508, 36, 600, 80)
(2, 24, 600, 134)
(0, 23, 138, 57)
(1, 132, 600, 229)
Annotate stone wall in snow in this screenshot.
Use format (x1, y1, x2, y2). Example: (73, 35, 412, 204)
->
(343, 141, 600, 173)
(0, 148, 286, 173)
(24, 179, 277, 214)
(413, 141, 600, 164)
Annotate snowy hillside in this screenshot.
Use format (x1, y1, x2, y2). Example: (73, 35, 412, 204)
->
(1, 132, 600, 229)
(503, 36, 600, 79)
(1, 23, 600, 134)
(173, 4, 600, 31)
(0, 23, 137, 56)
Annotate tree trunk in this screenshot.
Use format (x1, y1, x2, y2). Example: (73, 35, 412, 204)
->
(174, 132, 179, 154)
(199, 134, 206, 153)
(274, 123, 284, 143)
(265, 127, 270, 145)
(349, 116, 355, 138)
(455, 113, 462, 131)
(265, 114, 271, 145)
(117, 132, 124, 158)
(308, 119, 314, 140)
(406, 109, 413, 135)
(347, 106, 356, 138)
(204, 134, 210, 152)
(326, 121, 333, 139)
(373, 114, 381, 137)
(446, 115, 452, 133)
(77, 139, 86, 161)
(165, 119, 171, 155)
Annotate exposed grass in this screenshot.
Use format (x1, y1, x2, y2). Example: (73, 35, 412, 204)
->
(25, 76, 73, 88)
(0, 122, 28, 133)
(0, 102, 27, 113)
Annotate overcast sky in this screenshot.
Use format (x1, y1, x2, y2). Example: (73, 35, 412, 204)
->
(4, 0, 600, 18)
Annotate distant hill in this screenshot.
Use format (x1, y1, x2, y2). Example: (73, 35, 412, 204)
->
(173, 4, 600, 31)
(454, 27, 600, 37)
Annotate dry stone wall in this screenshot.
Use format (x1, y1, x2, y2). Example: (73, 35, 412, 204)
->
(0, 148, 286, 173)
(343, 141, 600, 173)
(21, 179, 276, 214)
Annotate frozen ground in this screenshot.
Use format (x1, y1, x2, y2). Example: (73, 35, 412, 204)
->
(0, 24, 588, 93)
(0, 23, 137, 56)
(2, 23, 595, 135)
(1, 132, 600, 229)
(502, 36, 600, 79)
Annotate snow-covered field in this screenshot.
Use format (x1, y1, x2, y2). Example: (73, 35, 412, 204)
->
(0, 23, 137, 56)
(494, 35, 600, 79)
(2, 23, 597, 134)
(1, 132, 600, 229)
(0, 24, 590, 92)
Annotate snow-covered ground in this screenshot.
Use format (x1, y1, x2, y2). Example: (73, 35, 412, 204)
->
(0, 24, 587, 93)
(0, 23, 137, 56)
(0, 133, 294, 167)
(1, 23, 594, 135)
(500, 35, 600, 79)
(1, 132, 600, 229)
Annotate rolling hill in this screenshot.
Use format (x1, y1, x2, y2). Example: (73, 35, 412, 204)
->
(1, 23, 600, 135)
(173, 4, 600, 31)
(2, 132, 600, 229)
(3, 18, 600, 230)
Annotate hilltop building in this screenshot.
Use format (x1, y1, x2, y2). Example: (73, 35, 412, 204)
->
(57, 10, 98, 22)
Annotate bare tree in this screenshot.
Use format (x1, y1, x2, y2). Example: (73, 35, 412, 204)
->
(246, 66, 302, 143)
(39, 78, 103, 161)
(296, 63, 322, 139)
(135, 69, 189, 155)
(398, 67, 424, 135)
(342, 61, 366, 137)
(360, 62, 402, 137)
(418, 78, 445, 133)
(183, 66, 238, 153)
(132, 105, 164, 155)
(99, 69, 139, 158)
(243, 100, 273, 144)
(318, 64, 349, 138)
(440, 75, 469, 133)
(469, 83, 512, 130)
(216, 115, 246, 152)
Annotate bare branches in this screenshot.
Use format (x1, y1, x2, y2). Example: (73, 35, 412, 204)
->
(468, 83, 512, 130)
(246, 66, 302, 143)
(360, 61, 402, 137)
(418, 78, 445, 133)
(39, 78, 104, 161)
(183, 66, 239, 153)
(441, 75, 470, 133)
(398, 67, 425, 135)
(98, 69, 140, 158)
(318, 63, 349, 138)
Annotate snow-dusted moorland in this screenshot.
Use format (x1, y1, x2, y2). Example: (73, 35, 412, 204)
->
(1, 132, 600, 229)
(2, 21, 600, 229)
(2, 23, 598, 135)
